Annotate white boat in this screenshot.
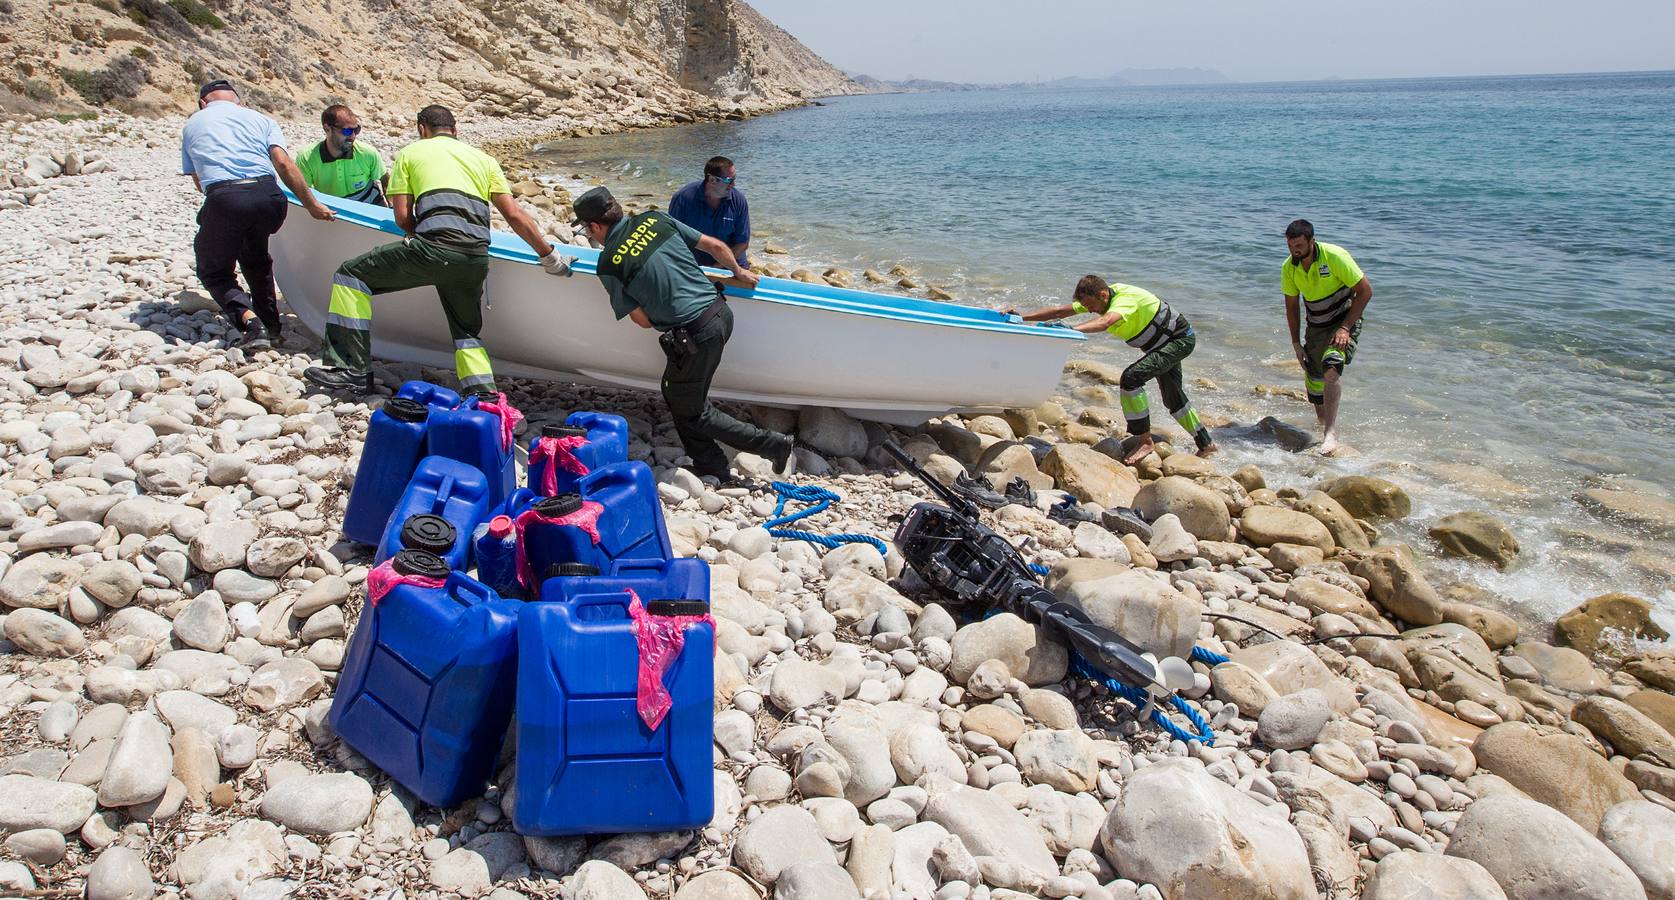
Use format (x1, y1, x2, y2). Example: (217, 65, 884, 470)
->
(270, 193, 1083, 424)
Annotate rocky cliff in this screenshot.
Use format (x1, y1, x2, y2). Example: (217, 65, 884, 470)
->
(0, 0, 861, 126)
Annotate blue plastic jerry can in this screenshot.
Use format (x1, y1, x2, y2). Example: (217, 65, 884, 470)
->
(330, 551, 521, 808)
(513, 565, 713, 835)
(395, 380, 462, 413)
(342, 397, 431, 546)
(375, 456, 492, 570)
(429, 401, 516, 512)
(527, 412, 631, 498)
(540, 557, 710, 606)
(513, 461, 672, 584)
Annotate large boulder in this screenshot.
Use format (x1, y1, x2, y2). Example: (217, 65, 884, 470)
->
(1572, 696, 1675, 761)
(975, 442, 1054, 490)
(1041, 443, 1140, 509)
(1445, 795, 1647, 900)
(1294, 490, 1369, 551)
(1363, 851, 1506, 900)
(1098, 759, 1316, 900)
(1471, 722, 1640, 832)
(1352, 548, 1446, 626)
(1059, 569, 1200, 660)
(1320, 474, 1411, 521)
(797, 407, 868, 459)
(1237, 506, 1333, 552)
(948, 613, 1067, 686)
(1133, 476, 1230, 541)
(1429, 512, 1520, 569)
(1554, 593, 1670, 660)
(1598, 800, 1675, 900)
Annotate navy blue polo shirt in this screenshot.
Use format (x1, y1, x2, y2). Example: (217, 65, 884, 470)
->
(667, 179, 750, 268)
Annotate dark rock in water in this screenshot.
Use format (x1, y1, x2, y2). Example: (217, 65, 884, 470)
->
(1256, 416, 1317, 452)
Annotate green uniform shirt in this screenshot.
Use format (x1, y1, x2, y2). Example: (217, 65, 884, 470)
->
(1072, 283, 1164, 343)
(297, 140, 386, 204)
(388, 135, 509, 255)
(1282, 241, 1364, 327)
(599, 216, 715, 330)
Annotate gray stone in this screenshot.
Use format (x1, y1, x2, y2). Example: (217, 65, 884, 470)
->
(155, 691, 239, 739)
(1598, 800, 1675, 900)
(1059, 569, 1200, 661)
(775, 860, 860, 900)
(770, 656, 846, 712)
(81, 560, 142, 608)
(18, 520, 104, 553)
(798, 407, 869, 458)
(213, 569, 279, 604)
(244, 658, 324, 710)
(98, 711, 173, 808)
(1099, 759, 1315, 900)
(87, 844, 157, 900)
(4, 827, 67, 865)
(1446, 794, 1646, 900)
(676, 870, 759, 900)
(172, 819, 287, 900)
(1013, 728, 1098, 793)
(0, 774, 98, 832)
(1363, 851, 1506, 900)
(3, 607, 86, 657)
(173, 594, 231, 651)
(948, 613, 1068, 687)
(105, 497, 176, 537)
(0, 555, 83, 610)
(37, 700, 78, 743)
(734, 805, 838, 884)
(825, 702, 899, 805)
(571, 859, 648, 900)
(293, 575, 350, 617)
(430, 848, 492, 893)
(246, 537, 308, 578)
(924, 784, 1058, 879)
(523, 834, 586, 875)
(188, 520, 260, 573)
(1257, 688, 1334, 750)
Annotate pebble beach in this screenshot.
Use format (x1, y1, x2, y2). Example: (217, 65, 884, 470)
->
(2, 111, 1674, 900)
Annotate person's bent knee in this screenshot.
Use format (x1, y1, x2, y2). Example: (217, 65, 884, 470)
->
(1118, 372, 1148, 392)
(1323, 366, 1342, 384)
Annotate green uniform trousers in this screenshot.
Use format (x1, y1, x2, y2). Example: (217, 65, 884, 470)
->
(661, 302, 783, 479)
(1118, 325, 1214, 451)
(323, 237, 496, 393)
(1302, 317, 1362, 405)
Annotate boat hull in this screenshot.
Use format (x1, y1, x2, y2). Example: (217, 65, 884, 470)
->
(270, 194, 1081, 424)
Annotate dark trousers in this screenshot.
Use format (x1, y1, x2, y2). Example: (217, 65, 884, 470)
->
(194, 178, 288, 328)
(661, 303, 783, 478)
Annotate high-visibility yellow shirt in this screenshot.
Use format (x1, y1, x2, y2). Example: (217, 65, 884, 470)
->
(388, 135, 509, 254)
(1281, 241, 1364, 302)
(297, 140, 385, 204)
(1073, 283, 1164, 343)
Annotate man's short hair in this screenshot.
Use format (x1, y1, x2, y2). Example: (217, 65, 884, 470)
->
(595, 199, 625, 228)
(1073, 275, 1108, 300)
(417, 105, 456, 132)
(704, 156, 733, 178)
(1285, 219, 1314, 240)
(322, 104, 353, 128)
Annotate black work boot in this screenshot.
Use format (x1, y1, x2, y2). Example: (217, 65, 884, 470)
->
(768, 433, 797, 477)
(304, 365, 374, 395)
(235, 313, 270, 349)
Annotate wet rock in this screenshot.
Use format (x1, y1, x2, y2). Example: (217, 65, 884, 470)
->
(1628, 690, 1675, 738)
(1099, 759, 1314, 899)
(1352, 548, 1446, 626)
(1472, 722, 1639, 832)
(1295, 490, 1369, 551)
(1626, 653, 1675, 693)
(1446, 794, 1647, 900)
(1576, 487, 1675, 538)
(1238, 505, 1333, 552)
(1554, 593, 1669, 660)
(1443, 601, 1520, 650)
(1508, 641, 1609, 694)
(1429, 512, 1520, 568)
(1320, 474, 1411, 521)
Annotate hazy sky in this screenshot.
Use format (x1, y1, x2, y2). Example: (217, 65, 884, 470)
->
(750, 0, 1675, 84)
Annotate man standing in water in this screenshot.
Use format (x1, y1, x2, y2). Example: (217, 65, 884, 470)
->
(667, 156, 750, 270)
(1281, 219, 1372, 455)
(571, 186, 795, 483)
(1012, 276, 1218, 463)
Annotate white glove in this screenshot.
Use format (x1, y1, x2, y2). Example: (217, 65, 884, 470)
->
(538, 250, 576, 277)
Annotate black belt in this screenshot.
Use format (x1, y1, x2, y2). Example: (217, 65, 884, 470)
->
(205, 175, 275, 194)
(674, 297, 725, 335)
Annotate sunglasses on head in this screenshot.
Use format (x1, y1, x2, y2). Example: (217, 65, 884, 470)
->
(339, 126, 361, 137)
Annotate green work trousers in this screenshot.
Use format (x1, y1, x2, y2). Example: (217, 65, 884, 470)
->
(1119, 326, 1214, 451)
(323, 237, 495, 393)
(1302, 317, 1363, 405)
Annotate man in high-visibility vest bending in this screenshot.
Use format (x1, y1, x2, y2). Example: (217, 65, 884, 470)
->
(1282, 219, 1373, 456)
(304, 104, 572, 396)
(1012, 275, 1218, 465)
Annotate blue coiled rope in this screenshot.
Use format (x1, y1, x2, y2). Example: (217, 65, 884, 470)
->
(766, 482, 889, 556)
(1026, 563, 1221, 743)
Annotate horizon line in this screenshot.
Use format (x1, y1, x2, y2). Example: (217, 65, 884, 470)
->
(848, 66, 1675, 89)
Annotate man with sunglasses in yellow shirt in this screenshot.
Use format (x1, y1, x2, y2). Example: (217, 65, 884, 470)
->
(297, 104, 387, 206)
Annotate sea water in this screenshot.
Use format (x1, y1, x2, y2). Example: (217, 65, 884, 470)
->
(538, 72, 1675, 625)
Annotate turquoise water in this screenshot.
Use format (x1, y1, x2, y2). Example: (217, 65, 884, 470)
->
(539, 72, 1675, 620)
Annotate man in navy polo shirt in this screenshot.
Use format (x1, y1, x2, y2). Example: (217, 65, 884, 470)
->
(667, 156, 750, 269)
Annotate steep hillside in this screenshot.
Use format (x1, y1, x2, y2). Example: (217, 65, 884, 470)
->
(0, 0, 861, 127)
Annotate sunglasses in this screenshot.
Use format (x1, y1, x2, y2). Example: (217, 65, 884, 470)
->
(338, 126, 361, 137)
(709, 174, 735, 185)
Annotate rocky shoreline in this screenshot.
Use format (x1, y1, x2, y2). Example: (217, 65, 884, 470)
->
(2, 113, 1674, 900)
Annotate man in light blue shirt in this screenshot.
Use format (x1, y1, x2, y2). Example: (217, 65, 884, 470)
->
(180, 79, 332, 346)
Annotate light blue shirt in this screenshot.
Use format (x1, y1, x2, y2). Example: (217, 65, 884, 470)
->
(179, 101, 287, 188)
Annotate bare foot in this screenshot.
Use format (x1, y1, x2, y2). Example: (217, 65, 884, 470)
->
(1122, 436, 1156, 466)
(1195, 442, 1220, 459)
(1318, 433, 1341, 456)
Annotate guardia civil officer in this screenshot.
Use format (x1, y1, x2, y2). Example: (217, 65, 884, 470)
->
(571, 186, 794, 483)
(180, 79, 334, 346)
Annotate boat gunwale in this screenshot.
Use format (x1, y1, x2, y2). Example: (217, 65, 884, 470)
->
(282, 191, 1086, 343)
